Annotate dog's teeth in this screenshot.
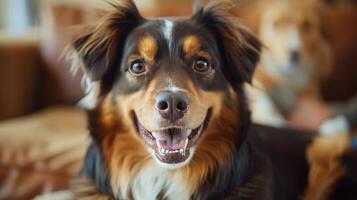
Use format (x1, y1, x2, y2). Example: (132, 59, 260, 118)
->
(184, 138, 189, 149)
(183, 138, 189, 156)
(159, 148, 186, 155)
(160, 148, 165, 155)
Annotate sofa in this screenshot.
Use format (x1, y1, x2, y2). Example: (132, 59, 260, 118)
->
(0, 2, 356, 199)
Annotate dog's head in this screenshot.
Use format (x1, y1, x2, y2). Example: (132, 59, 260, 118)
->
(258, 0, 331, 86)
(69, 0, 260, 170)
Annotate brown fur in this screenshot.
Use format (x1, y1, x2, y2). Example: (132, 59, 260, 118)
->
(137, 36, 158, 64)
(183, 36, 201, 57)
(248, 0, 333, 127)
(182, 35, 211, 61)
(93, 93, 149, 196)
(72, 177, 114, 200)
(258, 0, 332, 87)
(264, 0, 331, 86)
(303, 135, 350, 200)
(180, 95, 240, 193)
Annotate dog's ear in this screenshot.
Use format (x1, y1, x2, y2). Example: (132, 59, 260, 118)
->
(68, 0, 144, 81)
(193, 0, 261, 89)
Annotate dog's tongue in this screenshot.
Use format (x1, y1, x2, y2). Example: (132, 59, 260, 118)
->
(152, 129, 190, 151)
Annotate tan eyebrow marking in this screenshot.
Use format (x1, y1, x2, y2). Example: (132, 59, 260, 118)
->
(138, 36, 158, 63)
(183, 35, 202, 58)
(182, 35, 213, 66)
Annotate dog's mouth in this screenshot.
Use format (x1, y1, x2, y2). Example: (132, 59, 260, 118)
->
(134, 110, 211, 166)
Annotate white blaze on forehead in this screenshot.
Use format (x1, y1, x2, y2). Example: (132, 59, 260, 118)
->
(162, 20, 174, 49)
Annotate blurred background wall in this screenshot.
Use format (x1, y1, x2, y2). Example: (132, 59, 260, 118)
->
(0, 0, 355, 34)
(0, 0, 156, 35)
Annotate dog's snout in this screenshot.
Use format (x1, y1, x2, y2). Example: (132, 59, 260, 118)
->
(290, 50, 300, 63)
(155, 91, 189, 121)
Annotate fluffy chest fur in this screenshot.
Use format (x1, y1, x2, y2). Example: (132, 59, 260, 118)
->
(130, 164, 191, 200)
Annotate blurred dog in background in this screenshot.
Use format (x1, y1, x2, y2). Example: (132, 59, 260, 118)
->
(248, 0, 333, 129)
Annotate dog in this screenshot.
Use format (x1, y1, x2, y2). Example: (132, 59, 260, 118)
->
(67, 0, 356, 199)
(247, 0, 333, 128)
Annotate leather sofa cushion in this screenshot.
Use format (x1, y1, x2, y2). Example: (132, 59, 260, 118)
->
(0, 107, 88, 200)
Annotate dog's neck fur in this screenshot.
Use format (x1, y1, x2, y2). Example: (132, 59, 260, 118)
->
(80, 136, 271, 200)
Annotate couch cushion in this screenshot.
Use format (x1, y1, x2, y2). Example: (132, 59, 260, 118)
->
(0, 107, 88, 200)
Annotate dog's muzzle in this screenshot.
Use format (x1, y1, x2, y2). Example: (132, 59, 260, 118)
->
(134, 109, 211, 167)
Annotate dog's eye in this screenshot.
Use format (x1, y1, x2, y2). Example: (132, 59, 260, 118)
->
(129, 60, 147, 76)
(193, 57, 211, 74)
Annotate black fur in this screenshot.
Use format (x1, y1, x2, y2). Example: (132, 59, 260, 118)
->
(81, 142, 114, 196)
(192, 3, 261, 87)
(73, 0, 144, 95)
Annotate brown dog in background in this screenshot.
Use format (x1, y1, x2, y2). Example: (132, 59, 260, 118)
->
(248, 0, 333, 130)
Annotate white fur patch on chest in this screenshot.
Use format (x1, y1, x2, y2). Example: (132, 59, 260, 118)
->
(131, 164, 191, 200)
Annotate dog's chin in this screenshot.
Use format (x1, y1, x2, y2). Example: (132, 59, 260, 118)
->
(133, 111, 210, 169)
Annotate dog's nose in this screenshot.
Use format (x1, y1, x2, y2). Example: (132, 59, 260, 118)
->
(290, 50, 300, 63)
(155, 91, 189, 121)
